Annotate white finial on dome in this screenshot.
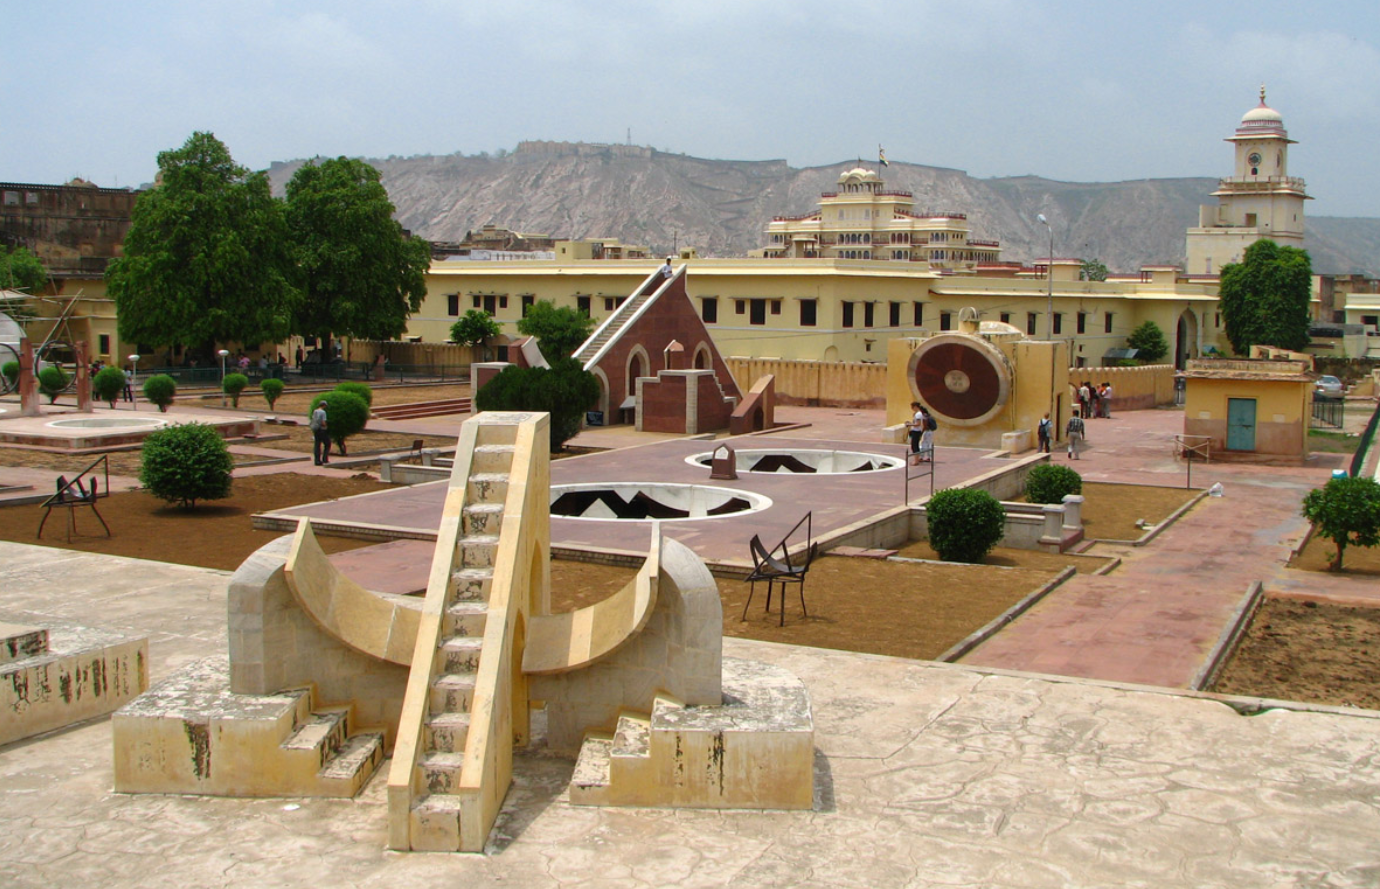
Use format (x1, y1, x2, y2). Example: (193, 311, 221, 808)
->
(1260, 83, 1267, 105)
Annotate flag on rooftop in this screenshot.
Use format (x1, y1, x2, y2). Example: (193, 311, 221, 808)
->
(879, 146, 889, 167)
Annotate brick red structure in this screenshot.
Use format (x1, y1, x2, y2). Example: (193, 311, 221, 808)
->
(574, 266, 742, 433)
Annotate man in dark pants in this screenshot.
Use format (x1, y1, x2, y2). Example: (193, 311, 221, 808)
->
(310, 400, 331, 465)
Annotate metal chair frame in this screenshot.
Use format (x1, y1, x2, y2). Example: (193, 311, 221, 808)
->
(743, 512, 816, 626)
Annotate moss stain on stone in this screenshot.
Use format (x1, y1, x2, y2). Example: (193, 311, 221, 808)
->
(183, 721, 212, 780)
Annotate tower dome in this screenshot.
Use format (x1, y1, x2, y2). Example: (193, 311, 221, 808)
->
(1235, 85, 1287, 137)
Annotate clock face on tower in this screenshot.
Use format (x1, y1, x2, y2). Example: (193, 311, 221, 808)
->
(1248, 151, 1263, 167)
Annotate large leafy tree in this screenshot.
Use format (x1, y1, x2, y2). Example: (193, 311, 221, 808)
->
(1126, 320, 1169, 363)
(1218, 239, 1312, 355)
(0, 247, 46, 324)
(106, 132, 296, 352)
(285, 157, 429, 342)
(517, 300, 594, 362)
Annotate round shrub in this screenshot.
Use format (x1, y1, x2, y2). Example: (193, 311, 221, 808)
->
(222, 372, 249, 407)
(474, 358, 600, 452)
(309, 390, 369, 454)
(332, 381, 373, 407)
(926, 488, 1005, 564)
(1, 360, 17, 388)
(260, 377, 285, 409)
(37, 365, 67, 403)
(139, 422, 233, 508)
(93, 366, 127, 407)
(1025, 463, 1083, 505)
(142, 374, 177, 412)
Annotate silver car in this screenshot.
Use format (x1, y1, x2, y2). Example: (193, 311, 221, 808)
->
(1315, 375, 1344, 397)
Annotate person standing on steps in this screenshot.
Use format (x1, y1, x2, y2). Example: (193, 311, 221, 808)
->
(1066, 409, 1086, 460)
(310, 400, 331, 465)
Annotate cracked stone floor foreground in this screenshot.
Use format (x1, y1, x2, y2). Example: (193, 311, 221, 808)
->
(2, 542, 1379, 888)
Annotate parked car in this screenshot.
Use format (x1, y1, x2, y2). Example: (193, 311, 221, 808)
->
(1315, 375, 1344, 398)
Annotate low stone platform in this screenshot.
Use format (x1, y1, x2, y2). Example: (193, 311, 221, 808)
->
(0, 613, 148, 746)
(571, 657, 814, 809)
(112, 655, 384, 798)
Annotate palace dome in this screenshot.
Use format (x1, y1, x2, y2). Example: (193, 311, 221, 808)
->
(1235, 87, 1287, 137)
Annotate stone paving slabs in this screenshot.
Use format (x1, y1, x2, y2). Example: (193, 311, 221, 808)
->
(2, 542, 1379, 887)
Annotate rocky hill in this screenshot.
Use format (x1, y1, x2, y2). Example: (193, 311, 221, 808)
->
(267, 141, 1380, 275)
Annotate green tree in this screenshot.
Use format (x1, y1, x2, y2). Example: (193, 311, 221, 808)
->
(140, 423, 233, 508)
(1218, 239, 1313, 355)
(451, 309, 501, 351)
(1126, 320, 1170, 363)
(332, 380, 373, 407)
(222, 372, 248, 407)
(474, 358, 600, 451)
(37, 365, 67, 403)
(309, 390, 370, 455)
(106, 132, 297, 352)
(1301, 476, 1380, 572)
(1, 246, 48, 293)
(260, 377, 285, 409)
(142, 374, 177, 412)
(1079, 258, 1108, 282)
(284, 157, 430, 343)
(92, 366, 127, 408)
(925, 488, 1006, 564)
(517, 300, 595, 362)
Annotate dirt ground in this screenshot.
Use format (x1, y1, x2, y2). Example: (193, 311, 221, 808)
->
(1289, 527, 1380, 576)
(1211, 598, 1380, 710)
(0, 473, 389, 571)
(1019, 481, 1199, 542)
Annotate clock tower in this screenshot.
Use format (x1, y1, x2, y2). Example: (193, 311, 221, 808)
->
(1185, 87, 1310, 275)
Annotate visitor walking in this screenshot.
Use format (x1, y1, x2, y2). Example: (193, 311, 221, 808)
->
(310, 400, 331, 465)
(907, 401, 924, 465)
(919, 405, 936, 462)
(1066, 409, 1086, 460)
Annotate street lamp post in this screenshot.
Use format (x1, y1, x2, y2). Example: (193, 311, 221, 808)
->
(127, 354, 140, 410)
(217, 349, 230, 407)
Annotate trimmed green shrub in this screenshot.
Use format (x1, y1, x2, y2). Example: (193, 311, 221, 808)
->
(1026, 463, 1083, 505)
(222, 372, 249, 407)
(332, 380, 373, 407)
(926, 488, 1005, 564)
(260, 377, 285, 409)
(142, 374, 177, 412)
(139, 422, 233, 508)
(1, 360, 17, 388)
(309, 391, 369, 455)
(93, 366, 127, 408)
(474, 357, 600, 452)
(37, 365, 67, 403)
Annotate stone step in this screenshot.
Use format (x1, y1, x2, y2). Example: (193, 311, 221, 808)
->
(426, 710, 472, 752)
(429, 671, 477, 712)
(409, 792, 464, 852)
(282, 707, 350, 764)
(611, 712, 651, 760)
(470, 444, 515, 474)
(417, 750, 467, 794)
(569, 734, 613, 804)
(444, 600, 488, 637)
(467, 473, 509, 504)
(437, 636, 485, 673)
(450, 568, 492, 602)
(317, 731, 385, 797)
(460, 535, 499, 569)
(462, 503, 504, 536)
(0, 621, 49, 666)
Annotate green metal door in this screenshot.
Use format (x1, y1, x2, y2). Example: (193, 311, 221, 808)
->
(1226, 398, 1257, 451)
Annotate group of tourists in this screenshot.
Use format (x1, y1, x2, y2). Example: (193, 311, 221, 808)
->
(1076, 381, 1114, 420)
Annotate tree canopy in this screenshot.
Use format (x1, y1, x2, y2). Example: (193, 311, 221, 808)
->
(1301, 476, 1380, 572)
(1079, 258, 1108, 282)
(474, 358, 600, 451)
(2, 247, 49, 294)
(107, 133, 296, 352)
(284, 156, 429, 342)
(451, 309, 501, 347)
(1126, 320, 1169, 363)
(1218, 239, 1312, 355)
(516, 300, 594, 362)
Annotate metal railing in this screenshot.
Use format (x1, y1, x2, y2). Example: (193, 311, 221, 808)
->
(1350, 401, 1380, 477)
(1311, 396, 1345, 430)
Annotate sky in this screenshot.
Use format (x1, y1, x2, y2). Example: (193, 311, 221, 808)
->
(4, 0, 1379, 218)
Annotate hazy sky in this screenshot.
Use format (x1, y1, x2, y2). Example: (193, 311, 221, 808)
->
(5, 1, 1378, 217)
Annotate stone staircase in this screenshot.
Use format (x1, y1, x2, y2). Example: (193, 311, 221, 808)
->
(573, 268, 672, 367)
(569, 658, 815, 810)
(371, 398, 473, 421)
(112, 656, 384, 798)
(389, 412, 544, 852)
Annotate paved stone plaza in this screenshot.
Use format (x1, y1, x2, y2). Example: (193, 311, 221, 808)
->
(3, 541, 1379, 887)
